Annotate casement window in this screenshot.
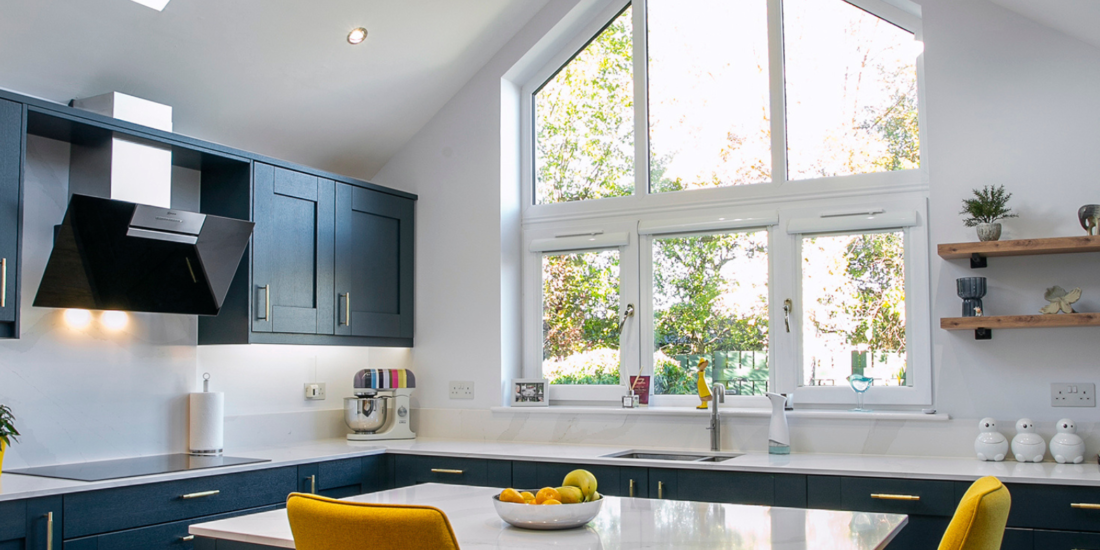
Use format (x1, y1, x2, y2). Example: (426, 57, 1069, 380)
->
(520, 0, 929, 407)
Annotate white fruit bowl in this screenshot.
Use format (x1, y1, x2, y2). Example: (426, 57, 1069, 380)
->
(492, 494, 604, 530)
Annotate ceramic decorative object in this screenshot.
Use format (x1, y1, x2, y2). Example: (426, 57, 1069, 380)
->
(974, 417, 1008, 462)
(975, 223, 1002, 242)
(956, 277, 987, 317)
(1049, 418, 1086, 464)
(1079, 204, 1100, 236)
(1041, 286, 1081, 314)
(1011, 418, 1046, 463)
(695, 358, 712, 410)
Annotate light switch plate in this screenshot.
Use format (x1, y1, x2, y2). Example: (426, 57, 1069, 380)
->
(450, 381, 474, 400)
(1051, 383, 1095, 407)
(304, 383, 326, 400)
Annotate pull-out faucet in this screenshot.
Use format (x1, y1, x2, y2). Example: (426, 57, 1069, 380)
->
(708, 383, 726, 451)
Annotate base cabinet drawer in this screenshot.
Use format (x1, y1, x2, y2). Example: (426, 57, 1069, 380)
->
(1033, 529, 1100, 550)
(840, 477, 956, 517)
(63, 505, 280, 550)
(0, 500, 26, 542)
(394, 455, 510, 488)
(1001, 528, 1034, 550)
(1007, 484, 1100, 532)
(64, 467, 297, 538)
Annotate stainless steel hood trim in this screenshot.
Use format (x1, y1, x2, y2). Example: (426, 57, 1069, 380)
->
(125, 227, 199, 245)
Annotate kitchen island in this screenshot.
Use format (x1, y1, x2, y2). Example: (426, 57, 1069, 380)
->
(189, 482, 908, 549)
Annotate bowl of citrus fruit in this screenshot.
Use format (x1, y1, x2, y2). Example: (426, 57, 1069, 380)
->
(492, 469, 603, 530)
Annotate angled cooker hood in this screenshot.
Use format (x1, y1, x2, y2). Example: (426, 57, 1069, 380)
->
(33, 92, 253, 316)
(34, 195, 253, 315)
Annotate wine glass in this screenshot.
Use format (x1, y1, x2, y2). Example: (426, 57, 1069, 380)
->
(848, 374, 873, 412)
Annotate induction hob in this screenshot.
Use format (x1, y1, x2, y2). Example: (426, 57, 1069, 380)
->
(6, 454, 271, 482)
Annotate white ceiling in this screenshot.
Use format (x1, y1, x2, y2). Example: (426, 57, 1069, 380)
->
(0, 0, 549, 179)
(989, 0, 1100, 49)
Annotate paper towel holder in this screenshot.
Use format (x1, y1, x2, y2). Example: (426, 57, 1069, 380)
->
(189, 372, 225, 456)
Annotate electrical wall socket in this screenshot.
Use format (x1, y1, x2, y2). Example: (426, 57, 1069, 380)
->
(1051, 383, 1095, 407)
(304, 383, 326, 400)
(450, 381, 474, 400)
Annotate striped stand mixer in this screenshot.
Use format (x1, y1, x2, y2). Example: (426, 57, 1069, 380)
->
(344, 369, 416, 441)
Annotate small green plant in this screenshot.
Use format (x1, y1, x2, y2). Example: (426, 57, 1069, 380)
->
(0, 404, 19, 449)
(959, 185, 1018, 227)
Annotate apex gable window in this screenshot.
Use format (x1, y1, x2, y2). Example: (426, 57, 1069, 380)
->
(520, 0, 929, 407)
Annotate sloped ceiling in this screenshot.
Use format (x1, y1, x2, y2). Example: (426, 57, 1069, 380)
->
(0, 0, 549, 179)
(989, 0, 1100, 49)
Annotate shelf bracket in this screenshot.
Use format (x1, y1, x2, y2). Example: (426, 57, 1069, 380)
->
(970, 253, 987, 269)
(974, 328, 992, 340)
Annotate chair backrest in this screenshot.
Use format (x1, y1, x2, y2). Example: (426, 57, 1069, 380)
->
(938, 476, 1011, 550)
(286, 492, 460, 550)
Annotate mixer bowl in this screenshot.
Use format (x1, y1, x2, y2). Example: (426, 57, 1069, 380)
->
(344, 397, 388, 433)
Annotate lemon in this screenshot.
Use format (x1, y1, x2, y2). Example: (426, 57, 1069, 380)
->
(499, 488, 526, 504)
(562, 469, 597, 500)
(542, 499, 562, 505)
(520, 491, 535, 501)
(535, 487, 561, 504)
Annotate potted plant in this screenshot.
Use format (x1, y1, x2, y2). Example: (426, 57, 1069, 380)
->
(960, 185, 1018, 241)
(0, 404, 19, 475)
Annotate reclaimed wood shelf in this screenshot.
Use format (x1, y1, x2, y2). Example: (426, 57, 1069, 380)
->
(941, 313, 1100, 333)
(938, 235, 1100, 267)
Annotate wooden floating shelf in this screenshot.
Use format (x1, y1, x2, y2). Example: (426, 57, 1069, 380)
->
(938, 235, 1100, 260)
(941, 313, 1100, 331)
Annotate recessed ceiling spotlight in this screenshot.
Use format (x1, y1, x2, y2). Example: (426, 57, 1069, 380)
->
(347, 27, 368, 45)
(130, 0, 171, 11)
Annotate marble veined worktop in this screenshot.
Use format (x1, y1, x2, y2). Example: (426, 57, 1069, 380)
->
(3, 437, 1100, 503)
(189, 483, 908, 550)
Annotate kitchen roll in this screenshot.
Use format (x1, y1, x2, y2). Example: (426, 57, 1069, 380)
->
(189, 392, 224, 455)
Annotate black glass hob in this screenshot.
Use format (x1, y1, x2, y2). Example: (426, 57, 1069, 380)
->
(6, 454, 271, 482)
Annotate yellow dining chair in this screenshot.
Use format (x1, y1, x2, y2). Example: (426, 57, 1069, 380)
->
(938, 476, 1011, 550)
(286, 492, 460, 550)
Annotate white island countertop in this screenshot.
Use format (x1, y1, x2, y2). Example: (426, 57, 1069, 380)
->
(4, 437, 1100, 502)
(189, 483, 908, 550)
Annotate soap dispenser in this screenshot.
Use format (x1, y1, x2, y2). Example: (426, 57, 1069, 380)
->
(766, 392, 790, 455)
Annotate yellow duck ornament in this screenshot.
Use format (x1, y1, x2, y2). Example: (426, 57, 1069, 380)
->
(696, 358, 712, 409)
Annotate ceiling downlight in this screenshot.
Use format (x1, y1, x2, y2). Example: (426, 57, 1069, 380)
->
(347, 27, 368, 45)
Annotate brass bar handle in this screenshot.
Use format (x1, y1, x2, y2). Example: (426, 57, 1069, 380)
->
(310, 474, 317, 494)
(1071, 503, 1100, 510)
(340, 293, 351, 326)
(629, 479, 635, 498)
(263, 285, 271, 320)
(181, 535, 195, 542)
(181, 490, 221, 500)
(46, 511, 53, 550)
(1, 257, 6, 308)
(430, 469, 464, 474)
(658, 481, 664, 499)
(871, 493, 920, 501)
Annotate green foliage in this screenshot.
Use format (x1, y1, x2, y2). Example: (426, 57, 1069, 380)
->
(861, 68, 920, 172)
(542, 252, 620, 361)
(840, 233, 906, 352)
(0, 404, 19, 449)
(959, 185, 1018, 227)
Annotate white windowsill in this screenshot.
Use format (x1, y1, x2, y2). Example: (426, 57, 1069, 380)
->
(489, 405, 949, 422)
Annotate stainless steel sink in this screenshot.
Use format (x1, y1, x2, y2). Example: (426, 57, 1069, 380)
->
(603, 450, 743, 463)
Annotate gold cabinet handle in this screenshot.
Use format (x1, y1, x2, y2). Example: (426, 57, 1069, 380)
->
(431, 469, 464, 474)
(871, 493, 920, 501)
(658, 481, 664, 499)
(310, 474, 317, 494)
(181, 490, 220, 499)
(1, 257, 6, 308)
(340, 293, 351, 326)
(181, 535, 195, 542)
(629, 479, 635, 498)
(1071, 503, 1100, 510)
(263, 285, 271, 320)
(45, 511, 53, 550)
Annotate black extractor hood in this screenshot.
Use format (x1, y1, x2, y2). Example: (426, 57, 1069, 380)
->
(34, 194, 254, 315)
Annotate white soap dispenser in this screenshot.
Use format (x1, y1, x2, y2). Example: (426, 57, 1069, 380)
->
(766, 392, 790, 455)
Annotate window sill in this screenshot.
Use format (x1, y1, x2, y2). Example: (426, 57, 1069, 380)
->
(489, 405, 950, 422)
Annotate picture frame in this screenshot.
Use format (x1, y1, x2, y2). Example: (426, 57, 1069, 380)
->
(510, 378, 549, 407)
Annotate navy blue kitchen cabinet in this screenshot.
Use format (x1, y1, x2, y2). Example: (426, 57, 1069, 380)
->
(0, 98, 22, 339)
(0, 496, 62, 550)
(295, 455, 389, 499)
(63, 505, 279, 550)
(0, 499, 26, 549)
(334, 183, 414, 340)
(393, 454, 512, 488)
(646, 468, 802, 507)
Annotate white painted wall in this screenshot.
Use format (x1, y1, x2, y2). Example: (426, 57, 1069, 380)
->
(373, 0, 1100, 457)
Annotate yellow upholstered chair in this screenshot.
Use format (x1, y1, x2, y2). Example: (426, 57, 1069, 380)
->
(938, 476, 1011, 550)
(286, 492, 460, 550)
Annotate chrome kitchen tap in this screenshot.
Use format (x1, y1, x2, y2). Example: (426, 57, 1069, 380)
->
(708, 383, 726, 451)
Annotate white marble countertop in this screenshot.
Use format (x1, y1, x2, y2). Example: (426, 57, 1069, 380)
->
(4, 437, 1100, 503)
(190, 483, 908, 550)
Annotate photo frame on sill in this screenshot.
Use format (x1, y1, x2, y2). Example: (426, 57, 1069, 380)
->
(510, 378, 549, 407)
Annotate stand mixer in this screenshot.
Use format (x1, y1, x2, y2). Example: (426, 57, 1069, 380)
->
(344, 369, 416, 441)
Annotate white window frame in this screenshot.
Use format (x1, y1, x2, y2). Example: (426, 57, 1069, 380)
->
(517, 0, 929, 407)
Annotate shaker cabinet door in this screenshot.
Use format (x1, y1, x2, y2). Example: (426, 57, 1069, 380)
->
(334, 183, 414, 339)
(252, 163, 335, 335)
(0, 98, 22, 334)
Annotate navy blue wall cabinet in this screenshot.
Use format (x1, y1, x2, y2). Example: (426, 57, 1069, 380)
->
(0, 98, 23, 339)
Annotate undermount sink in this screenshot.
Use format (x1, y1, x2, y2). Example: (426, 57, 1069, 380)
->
(603, 450, 743, 463)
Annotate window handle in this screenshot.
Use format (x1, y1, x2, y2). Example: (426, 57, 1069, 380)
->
(617, 303, 635, 333)
(783, 299, 792, 332)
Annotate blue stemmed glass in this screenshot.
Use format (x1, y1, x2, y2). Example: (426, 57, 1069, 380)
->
(848, 374, 873, 412)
